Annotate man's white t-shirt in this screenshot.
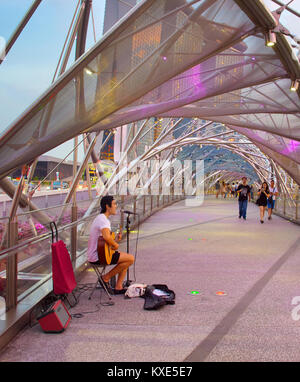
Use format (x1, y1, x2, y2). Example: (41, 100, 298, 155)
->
(87, 214, 111, 263)
(270, 186, 278, 200)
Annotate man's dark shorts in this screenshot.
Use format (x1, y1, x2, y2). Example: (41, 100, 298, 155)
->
(90, 251, 120, 266)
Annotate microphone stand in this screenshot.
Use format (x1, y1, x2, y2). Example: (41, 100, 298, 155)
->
(124, 212, 132, 287)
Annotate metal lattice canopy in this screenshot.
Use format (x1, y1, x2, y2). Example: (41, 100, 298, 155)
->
(0, 0, 300, 189)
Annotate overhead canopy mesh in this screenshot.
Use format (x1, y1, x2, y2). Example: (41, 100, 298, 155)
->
(0, 0, 299, 183)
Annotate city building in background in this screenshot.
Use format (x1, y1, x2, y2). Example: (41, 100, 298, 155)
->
(99, 130, 115, 161)
(103, 0, 137, 34)
(100, 0, 137, 161)
(10, 155, 79, 181)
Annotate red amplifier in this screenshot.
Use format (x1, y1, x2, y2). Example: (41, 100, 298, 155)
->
(37, 299, 71, 333)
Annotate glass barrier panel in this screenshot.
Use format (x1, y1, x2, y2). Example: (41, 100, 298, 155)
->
(16, 235, 52, 302)
(0, 217, 9, 313)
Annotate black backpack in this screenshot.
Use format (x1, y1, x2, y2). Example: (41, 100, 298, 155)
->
(142, 284, 175, 310)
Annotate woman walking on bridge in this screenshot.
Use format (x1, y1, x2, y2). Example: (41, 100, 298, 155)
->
(256, 181, 270, 224)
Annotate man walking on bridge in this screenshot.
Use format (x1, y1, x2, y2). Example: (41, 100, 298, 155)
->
(236, 177, 251, 220)
(267, 179, 278, 220)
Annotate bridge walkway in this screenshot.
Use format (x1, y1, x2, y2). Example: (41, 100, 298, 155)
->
(1, 196, 300, 362)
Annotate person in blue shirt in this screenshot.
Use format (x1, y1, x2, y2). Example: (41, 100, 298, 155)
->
(236, 177, 251, 220)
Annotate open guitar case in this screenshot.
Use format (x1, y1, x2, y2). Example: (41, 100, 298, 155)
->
(142, 284, 175, 310)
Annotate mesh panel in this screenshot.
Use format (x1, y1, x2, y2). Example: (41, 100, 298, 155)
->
(0, 0, 299, 187)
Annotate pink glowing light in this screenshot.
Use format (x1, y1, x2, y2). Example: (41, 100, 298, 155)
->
(287, 140, 300, 152)
(282, 139, 300, 155)
(191, 64, 206, 98)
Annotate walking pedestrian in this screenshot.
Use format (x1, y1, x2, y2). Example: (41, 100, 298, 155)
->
(231, 183, 235, 198)
(234, 182, 238, 197)
(234, 182, 239, 198)
(256, 181, 270, 224)
(215, 180, 220, 198)
(249, 184, 254, 200)
(236, 177, 251, 220)
(224, 183, 230, 199)
(267, 179, 278, 220)
(221, 181, 226, 198)
(226, 183, 231, 198)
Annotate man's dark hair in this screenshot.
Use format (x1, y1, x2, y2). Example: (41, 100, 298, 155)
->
(100, 195, 114, 213)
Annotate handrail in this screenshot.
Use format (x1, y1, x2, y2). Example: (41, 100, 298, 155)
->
(0, 211, 99, 260)
(0, 190, 98, 220)
(0, 193, 141, 259)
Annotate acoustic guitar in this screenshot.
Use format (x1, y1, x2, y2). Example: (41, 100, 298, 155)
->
(97, 226, 122, 265)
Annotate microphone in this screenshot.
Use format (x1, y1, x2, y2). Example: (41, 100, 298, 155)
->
(121, 209, 138, 215)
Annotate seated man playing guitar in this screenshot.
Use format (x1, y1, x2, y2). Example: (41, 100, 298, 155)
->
(87, 195, 134, 294)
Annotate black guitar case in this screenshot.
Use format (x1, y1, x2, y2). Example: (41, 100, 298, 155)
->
(142, 284, 175, 310)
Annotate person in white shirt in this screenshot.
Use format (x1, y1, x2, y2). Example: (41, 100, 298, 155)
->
(267, 179, 279, 220)
(87, 195, 134, 294)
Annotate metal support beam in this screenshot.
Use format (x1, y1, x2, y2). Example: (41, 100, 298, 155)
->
(64, 134, 98, 206)
(0, 0, 42, 65)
